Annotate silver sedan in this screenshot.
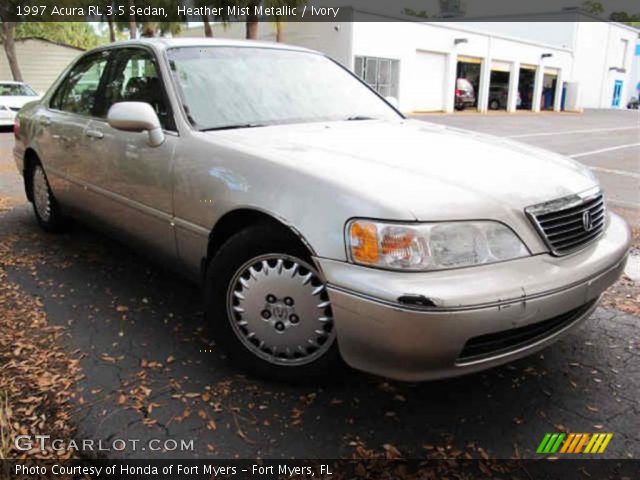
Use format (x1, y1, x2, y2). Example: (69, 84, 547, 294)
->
(14, 39, 630, 381)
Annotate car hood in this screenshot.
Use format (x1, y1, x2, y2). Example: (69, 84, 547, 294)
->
(0, 96, 40, 109)
(205, 119, 598, 221)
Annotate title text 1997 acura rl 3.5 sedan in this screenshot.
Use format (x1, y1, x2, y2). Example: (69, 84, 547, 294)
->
(14, 39, 630, 381)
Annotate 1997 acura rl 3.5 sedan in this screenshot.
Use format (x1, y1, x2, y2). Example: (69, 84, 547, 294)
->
(14, 39, 630, 381)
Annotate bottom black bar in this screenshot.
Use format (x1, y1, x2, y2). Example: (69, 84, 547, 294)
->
(2, 459, 638, 480)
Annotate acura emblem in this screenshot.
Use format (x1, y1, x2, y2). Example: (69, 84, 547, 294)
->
(582, 211, 594, 232)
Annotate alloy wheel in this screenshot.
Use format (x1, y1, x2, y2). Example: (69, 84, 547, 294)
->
(33, 166, 51, 223)
(226, 254, 336, 366)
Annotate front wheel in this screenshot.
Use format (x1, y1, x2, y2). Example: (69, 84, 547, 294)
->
(30, 163, 67, 232)
(205, 225, 342, 381)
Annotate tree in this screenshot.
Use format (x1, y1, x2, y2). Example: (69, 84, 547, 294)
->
(0, 1, 24, 81)
(123, 0, 185, 38)
(609, 11, 640, 24)
(15, 22, 102, 50)
(270, 0, 306, 42)
(139, 21, 183, 37)
(582, 1, 604, 15)
(245, 0, 261, 39)
(0, 21, 22, 81)
(196, 0, 233, 37)
(98, 0, 120, 41)
(245, 0, 307, 40)
(106, 16, 117, 41)
(128, 0, 137, 38)
(403, 8, 429, 18)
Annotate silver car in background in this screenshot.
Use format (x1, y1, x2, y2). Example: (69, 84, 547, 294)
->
(14, 39, 630, 381)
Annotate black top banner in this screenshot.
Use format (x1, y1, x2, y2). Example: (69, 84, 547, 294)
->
(0, 0, 639, 22)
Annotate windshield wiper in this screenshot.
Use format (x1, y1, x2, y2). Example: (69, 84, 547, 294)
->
(200, 123, 265, 132)
(345, 115, 377, 121)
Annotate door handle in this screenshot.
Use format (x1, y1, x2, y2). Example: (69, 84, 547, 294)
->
(39, 115, 51, 126)
(85, 129, 104, 140)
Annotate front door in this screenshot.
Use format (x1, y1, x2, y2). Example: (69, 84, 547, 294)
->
(83, 47, 179, 260)
(612, 80, 623, 107)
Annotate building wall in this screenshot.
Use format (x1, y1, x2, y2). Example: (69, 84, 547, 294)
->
(0, 39, 83, 93)
(351, 20, 572, 113)
(458, 22, 576, 49)
(458, 21, 639, 109)
(178, 20, 638, 112)
(573, 22, 637, 108)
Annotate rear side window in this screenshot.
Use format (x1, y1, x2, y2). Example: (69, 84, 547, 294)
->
(50, 51, 109, 116)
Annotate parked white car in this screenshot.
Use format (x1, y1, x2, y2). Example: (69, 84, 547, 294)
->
(0, 81, 40, 126)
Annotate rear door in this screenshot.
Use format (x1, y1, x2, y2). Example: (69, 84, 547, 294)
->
(42, 51, 111, 207)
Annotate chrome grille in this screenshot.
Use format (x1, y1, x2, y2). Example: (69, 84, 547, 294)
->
(526, 190, 606, 256)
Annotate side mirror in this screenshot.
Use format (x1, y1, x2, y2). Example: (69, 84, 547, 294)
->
(107, 102, 165, 147)
(385, 96, 399, 109)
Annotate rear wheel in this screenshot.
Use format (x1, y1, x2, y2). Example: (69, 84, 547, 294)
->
(205, 224, 342, 381)
(30, 163, 67, 232)
(489, 99, 500, 110)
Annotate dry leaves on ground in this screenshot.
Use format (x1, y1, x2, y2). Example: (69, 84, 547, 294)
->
(0, 235, 83, 460)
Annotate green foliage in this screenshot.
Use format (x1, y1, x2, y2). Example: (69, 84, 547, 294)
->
(608, 11, 640, 24)
(581, 0, 604, 15)
(14, 22, 102, 50)
(403, 8, 429, 18)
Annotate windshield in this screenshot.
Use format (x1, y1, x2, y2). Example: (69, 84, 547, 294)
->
(0, 83, 37, 96)
(167, 47, 401, 131)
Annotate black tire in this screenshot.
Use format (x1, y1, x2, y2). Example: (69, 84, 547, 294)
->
(489, 99, 500, 110)
(29, 163, 68, 232)
(204, 224, 343, 382)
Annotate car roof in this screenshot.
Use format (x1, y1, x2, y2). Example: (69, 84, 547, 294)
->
(99, 37, 317, 55)
(0, 80, 29, 85)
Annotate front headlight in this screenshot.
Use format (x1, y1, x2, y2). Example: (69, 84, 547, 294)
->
(347, 219, 529, 271)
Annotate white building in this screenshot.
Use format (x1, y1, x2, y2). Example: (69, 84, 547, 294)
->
(178, 11, 639, 113)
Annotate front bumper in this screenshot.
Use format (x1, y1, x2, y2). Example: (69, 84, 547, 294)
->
(317, 213, 631, 381)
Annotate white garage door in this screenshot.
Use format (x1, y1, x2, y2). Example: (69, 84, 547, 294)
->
(412, 51, 446, 112)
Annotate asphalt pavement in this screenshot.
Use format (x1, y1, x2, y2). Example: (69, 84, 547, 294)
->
(0, 110, 638, 461)
(417, 109, 640, 228)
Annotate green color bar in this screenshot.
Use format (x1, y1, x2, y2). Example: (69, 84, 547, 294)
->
(543, 434, 559, 453)
(550, 433, 566, 453)
(537, 433, 552, 453)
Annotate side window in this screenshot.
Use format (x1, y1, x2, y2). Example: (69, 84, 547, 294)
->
(103, 49, 173, 130)
(50, 52, 109, 115)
